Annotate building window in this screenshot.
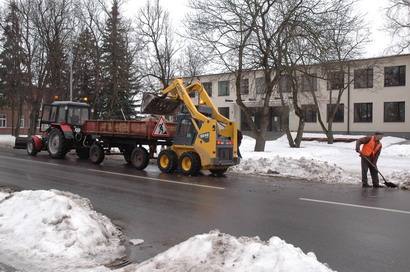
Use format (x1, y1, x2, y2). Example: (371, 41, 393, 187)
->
(354, 103, 373, 123)
(218, 107, 230, 119)
(384, 65, 406, 87)
(327, 71, 345, 90)
(302, 105, 317, 123)
(279, 75, 291, 93)
(240, 79, 249, 95)
(301, 74, 317, 92)
(354, 68, 373, 89)
(0, 114, 6, 128)
(255, 77, 266, 94)
(327, 104, 344, 123)
(202, 82, 212, 97)
(384, 101, 405, 122)
(218, 80, 230, 96)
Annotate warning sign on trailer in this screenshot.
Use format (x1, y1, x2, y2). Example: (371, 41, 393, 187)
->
(152, 116, 168, 136)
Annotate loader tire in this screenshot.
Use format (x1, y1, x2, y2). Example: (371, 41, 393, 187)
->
(89, 143, 105, 164)
(131, 147, 150, 170)
(179, 152, 201, 176)
(47, 129, 67, 159)
(76, 147, 90, 160)
(157, 150, 178, 173)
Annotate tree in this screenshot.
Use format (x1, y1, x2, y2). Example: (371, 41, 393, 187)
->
(386, 0, 410, 53)
(0, 0, 27, 136)
(177, 43, 209, 80)
(137, 0, 176, 90)
(100, 0, 137, 119)
(72, 29, 98, 108)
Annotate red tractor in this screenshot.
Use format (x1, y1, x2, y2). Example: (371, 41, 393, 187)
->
(26, 101, 92, 159)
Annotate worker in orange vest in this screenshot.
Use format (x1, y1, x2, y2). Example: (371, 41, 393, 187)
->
(355, 132, 384, 188)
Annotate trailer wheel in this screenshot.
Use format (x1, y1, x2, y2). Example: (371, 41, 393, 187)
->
(47, 129, 67, 159)
(131, 147, 149, 170)
(157, 150, 178, 173)
(27, 139, 38, 156)
(76, 147, 90, 160)
(179, 152, 201, 176)
(210, 168, 228, 177)
(122, 147, 133, 164)
(89, 143, 105, 164)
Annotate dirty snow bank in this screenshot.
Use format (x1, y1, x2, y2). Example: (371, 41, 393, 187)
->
(232, 134, 410, 185)
(120, 230, 334, 272)
(0, 190, 125, 272)
(0, 135, 15, 148)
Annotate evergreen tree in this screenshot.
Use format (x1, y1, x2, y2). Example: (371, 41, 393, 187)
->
(72, 28, 98, 108)
(100, 0, 136, 119)
(0, 1, 26, 136)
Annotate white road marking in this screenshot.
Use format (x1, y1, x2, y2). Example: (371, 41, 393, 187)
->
(87, 169, 225, 190)
(0, 155, 60, 167)
(300, 198, 410, 215)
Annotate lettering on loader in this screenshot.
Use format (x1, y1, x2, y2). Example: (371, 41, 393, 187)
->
(152, 117, 168, 136)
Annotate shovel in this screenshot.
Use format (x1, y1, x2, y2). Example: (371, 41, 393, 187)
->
(141, 93, 181, 115)
(360, 155, 398, 188)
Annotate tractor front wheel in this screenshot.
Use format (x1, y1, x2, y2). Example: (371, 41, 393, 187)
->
(179, 152, 201, 176)
(89, 143, 105, 164)
(27, 138, 38, 156)
(157, 150, 178, 173)
(47, 129, 67, 159)
(131, 147, 149, 170)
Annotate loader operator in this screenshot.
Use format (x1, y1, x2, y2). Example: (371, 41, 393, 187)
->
(355, 132, 384, 188)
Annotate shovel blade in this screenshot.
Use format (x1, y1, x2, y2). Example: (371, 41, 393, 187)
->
(141, 93, 180, 115)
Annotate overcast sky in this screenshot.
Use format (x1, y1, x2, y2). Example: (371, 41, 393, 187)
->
(124, 0, 395, 58)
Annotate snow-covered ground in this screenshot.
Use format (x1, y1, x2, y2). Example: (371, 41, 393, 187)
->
(0, 189, 125, 272)
(121, 230, 334, 272)
(232, 133, 410, 188)
(0, 135, 15, 148)
(0, 189, 335, 272)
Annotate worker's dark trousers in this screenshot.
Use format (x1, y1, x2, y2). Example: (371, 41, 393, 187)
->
(361, 157, 379, 186)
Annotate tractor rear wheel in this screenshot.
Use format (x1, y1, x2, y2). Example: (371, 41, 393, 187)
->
(179, 152, 201, 176)
(27, 138, 38, 156)
(47, 129, 67, 159)
(89, 143, 105, 164)
(157, 150, 178, 173)
(131, 147, 149, 170)
(76, 147, 90, 159)
(210, 168, 228, 177)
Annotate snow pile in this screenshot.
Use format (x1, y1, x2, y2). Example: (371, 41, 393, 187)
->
(0, 135, 15, 148)
(232, 134, 410, 185)
(121, 230, 334, 272)
(0, 190, 125, 272)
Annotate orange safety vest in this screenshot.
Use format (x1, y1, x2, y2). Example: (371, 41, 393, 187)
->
(361, 136, 382, 157)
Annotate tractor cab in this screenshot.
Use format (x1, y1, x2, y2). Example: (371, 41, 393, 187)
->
(40, 101, 91, 132)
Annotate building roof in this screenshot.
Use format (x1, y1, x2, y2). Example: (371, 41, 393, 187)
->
(189, 53, 410, 79)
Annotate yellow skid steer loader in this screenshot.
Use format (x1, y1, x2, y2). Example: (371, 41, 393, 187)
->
(141, 79, 240, 176)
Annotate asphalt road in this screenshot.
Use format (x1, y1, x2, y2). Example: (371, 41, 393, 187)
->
(0, 148, 409, 272)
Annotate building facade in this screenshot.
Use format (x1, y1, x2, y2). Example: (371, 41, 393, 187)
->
(190, 54, 410, 139)
(0, 105, 32, 135)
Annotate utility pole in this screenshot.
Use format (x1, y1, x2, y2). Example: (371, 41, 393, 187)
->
(69, 50, 73, 101)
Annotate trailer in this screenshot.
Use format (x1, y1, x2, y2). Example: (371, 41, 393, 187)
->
(82, 118, 176, 169)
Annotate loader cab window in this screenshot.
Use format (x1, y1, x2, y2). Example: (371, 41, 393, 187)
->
(174, 107, 197, 145)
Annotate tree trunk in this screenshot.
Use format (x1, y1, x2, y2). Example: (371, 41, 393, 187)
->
(28, 101, 41, 136)
(14, 97, 23, 137)
(11, 100, 15, 136)
(327, 122, 334, 144)
(254, 131, 266, 151)
(294, 118, 305, 148)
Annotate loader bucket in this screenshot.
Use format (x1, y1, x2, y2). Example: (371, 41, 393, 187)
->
(14, 137, 29, 149)
(141, 93, 181, 115)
